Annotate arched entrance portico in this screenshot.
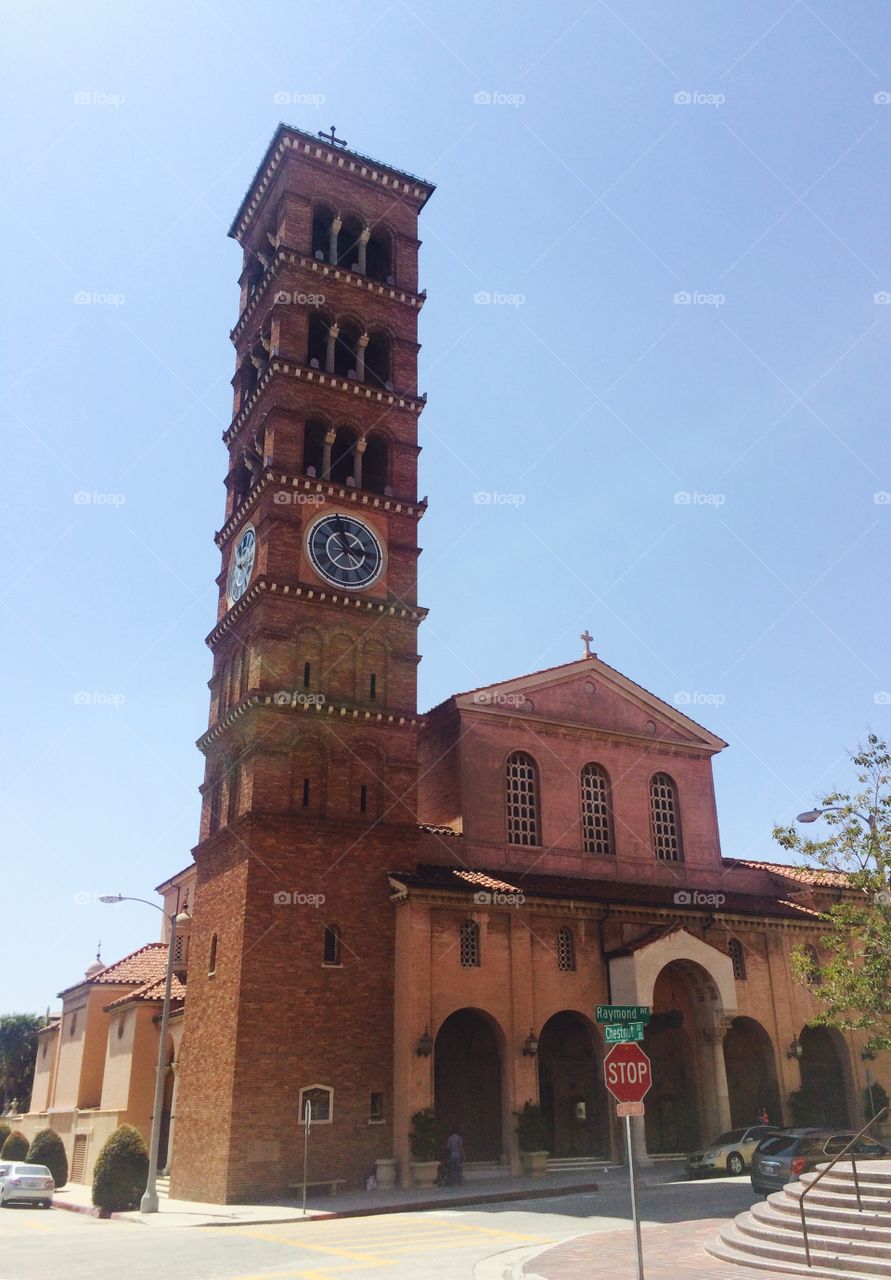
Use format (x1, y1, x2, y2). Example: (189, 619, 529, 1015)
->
(643, 962, 705, 1153)
(798, 1026, 851, 1127)
(434, 1009, 504, 1161)
(724, 1017, 781, 1128)
(537, 1012, 608, 1157)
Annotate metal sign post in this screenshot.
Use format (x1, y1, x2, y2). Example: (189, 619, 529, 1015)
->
(622, 1108, 645, 1280)
(301, 1099, 312, 1215)
(604, 1044, 653, 1280)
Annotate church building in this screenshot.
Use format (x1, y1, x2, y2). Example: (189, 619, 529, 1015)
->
(20, 126, 889, 1198)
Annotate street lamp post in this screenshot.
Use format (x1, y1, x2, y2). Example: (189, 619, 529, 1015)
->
(796, 807, 877, 833)
(99, 893, 189, 1213)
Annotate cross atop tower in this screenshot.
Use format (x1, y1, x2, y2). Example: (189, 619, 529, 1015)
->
(318, 125, 348, 148)
(580, 629, 595, 659)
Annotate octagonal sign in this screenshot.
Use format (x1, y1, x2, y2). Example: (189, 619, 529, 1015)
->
(603, 1042, 652, 1103)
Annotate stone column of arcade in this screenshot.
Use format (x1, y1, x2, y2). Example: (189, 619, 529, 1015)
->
(357, 227, 370, 275)
(356, 332, 369, 383)
(353, 436, 367, 488)
(325, 324, 339, 374)
(328, 215, 342, 265)
(701, 1019, 734, 1141)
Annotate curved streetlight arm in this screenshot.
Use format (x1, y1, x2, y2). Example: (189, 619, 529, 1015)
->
(796, 807, 877, 832)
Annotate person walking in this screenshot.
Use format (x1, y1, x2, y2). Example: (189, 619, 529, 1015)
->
(446, 1130, 465, 1186)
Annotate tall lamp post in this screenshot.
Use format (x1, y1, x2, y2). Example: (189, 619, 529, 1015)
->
(99, 893, 190, 1213)
(796, 807, 877, 833)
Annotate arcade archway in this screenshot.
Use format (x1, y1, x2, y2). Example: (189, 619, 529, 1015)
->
(434, 1009, 503, 1161)
(798, 1025, 851, 1126)
(724, 1017, 781, 1127)
(537, 1011, 608, 1157)
(643, 962, 709, 1152)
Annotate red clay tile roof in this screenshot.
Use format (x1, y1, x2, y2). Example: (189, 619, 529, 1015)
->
(723, 858, 850, 887)
(58, 942, 167, 998)
(418, 823, 462, 837)
(104, 973, 186, 1011)
(390, 864, 820, 921)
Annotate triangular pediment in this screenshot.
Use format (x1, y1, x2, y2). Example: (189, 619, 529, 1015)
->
(451, 657, 726, 753)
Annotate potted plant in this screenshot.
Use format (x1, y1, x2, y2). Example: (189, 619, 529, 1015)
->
(515, 1101, 549, 1176)
(408, 1108, 439, 1187)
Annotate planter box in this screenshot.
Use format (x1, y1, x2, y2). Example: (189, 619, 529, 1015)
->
(410, 1160, 439, 1188)
(375, 1158, 398, 1189)
(520, 1150, 549, 1177)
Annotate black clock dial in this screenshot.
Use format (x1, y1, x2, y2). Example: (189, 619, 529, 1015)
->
(306, 513, 384, 590)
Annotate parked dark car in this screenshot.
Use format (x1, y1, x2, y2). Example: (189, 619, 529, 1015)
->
(751, 1128, 890, 1194)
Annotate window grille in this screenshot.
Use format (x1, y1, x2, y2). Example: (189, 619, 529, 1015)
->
(506, 752, 539, 845)
(729, 937, 746, 980)
(459, 920, 480, 967)
(580, 763, 613, 855)
(556, 926, 576, 972)
(650, 773, 683, 861)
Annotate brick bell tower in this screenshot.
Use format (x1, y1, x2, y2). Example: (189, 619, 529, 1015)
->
(171, 125, 435, 1203)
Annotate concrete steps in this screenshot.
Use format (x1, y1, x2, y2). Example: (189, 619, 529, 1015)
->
(706, 1160, 891, 1279)
(545, 1157, 609, 1174)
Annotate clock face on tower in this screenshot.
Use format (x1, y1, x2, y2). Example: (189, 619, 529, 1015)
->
(226, 525, 256, 607)
(306, 513, 384, 590)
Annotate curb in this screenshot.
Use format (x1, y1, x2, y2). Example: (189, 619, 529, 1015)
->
(52, 1197, 100, 1217)
(196, 1181, 600, 1227)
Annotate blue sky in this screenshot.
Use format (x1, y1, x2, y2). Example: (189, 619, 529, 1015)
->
(2, 1, 889, 1011)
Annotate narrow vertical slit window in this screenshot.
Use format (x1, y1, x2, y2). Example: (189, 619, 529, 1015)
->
(360, 783, 368, 813)
(302, 777, 310, 809)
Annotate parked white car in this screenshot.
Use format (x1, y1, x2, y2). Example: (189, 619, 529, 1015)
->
(686, 1125, 781, 1177)
(0, 1163, 55, 1208)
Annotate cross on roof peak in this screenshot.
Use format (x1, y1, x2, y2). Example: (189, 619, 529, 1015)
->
(580, 629, 595, 659)
(319, 125, 348, 149)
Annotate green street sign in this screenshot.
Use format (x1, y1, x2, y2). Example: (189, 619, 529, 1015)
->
(604, 1022, 646, 1044)
(595, 1004, 651, 1025)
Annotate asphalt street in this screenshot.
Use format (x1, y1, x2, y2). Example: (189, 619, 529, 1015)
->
(0, 1169, 763, 1280)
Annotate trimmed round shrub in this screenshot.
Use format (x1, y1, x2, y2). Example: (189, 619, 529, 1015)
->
(27, 1129, 68, 1188)
(91, 1125, 148, 1215)
(0, 1130, 29, 1161)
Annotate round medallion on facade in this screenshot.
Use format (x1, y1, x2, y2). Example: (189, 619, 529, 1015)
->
(227, 524, 256, 607)
(305, 512, 384, 590)
(584, 680, 596, 696)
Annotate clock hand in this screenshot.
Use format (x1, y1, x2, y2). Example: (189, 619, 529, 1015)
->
(333, 515, 354, 562)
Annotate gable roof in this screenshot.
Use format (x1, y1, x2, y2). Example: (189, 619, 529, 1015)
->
(426, 654, 727, 752)
(104, 973, 186, 1012)
(58, 942, 167, 998)
(722, 858, 850, 888)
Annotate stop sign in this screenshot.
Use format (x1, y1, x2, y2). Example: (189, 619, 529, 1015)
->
(603, 1042, 652, 1103)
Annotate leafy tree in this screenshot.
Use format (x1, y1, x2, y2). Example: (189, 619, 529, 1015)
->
(0, 1014, 42, 1108)
(774, 733, 891, 1053)
(0, 1130, 30, 1160)
(91, 1125, 148, 1214)
(27, 1129, 68, 1187)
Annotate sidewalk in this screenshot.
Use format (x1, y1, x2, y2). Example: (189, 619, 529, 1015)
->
(525, 1219, 803, 1280)
(52, 1168, 602, 1227)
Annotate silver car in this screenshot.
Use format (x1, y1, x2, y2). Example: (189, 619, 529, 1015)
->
(0, 1163, 55, 1208)
(686, 1125, 781, 1177)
